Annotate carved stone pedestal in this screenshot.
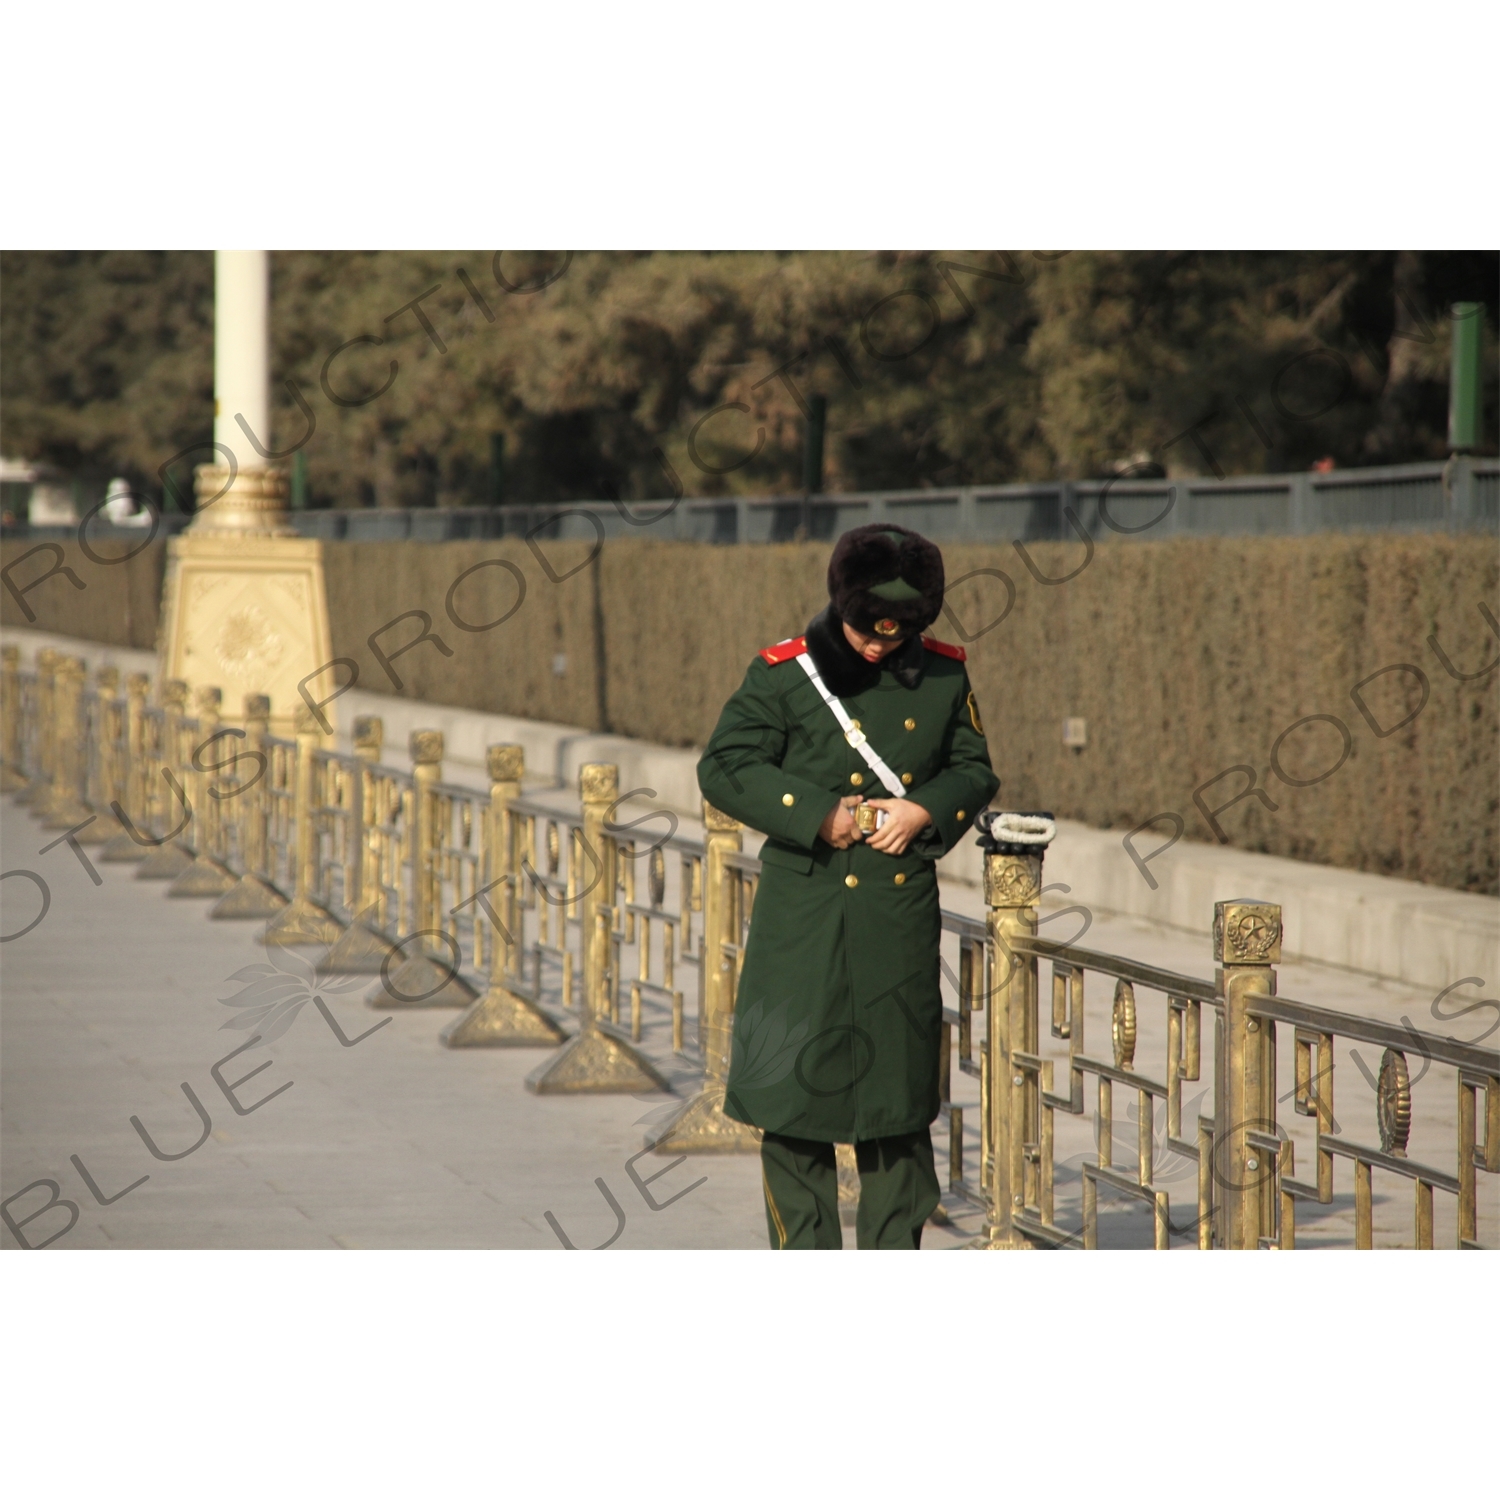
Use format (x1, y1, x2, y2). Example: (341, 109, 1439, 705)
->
(156, 466, 334, 737)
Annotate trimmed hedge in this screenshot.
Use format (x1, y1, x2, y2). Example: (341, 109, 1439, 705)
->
(5, 531, 1495, 891)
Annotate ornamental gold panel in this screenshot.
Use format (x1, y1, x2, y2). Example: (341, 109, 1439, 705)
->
(1213, 900, 1282, 965)
(156, 531, 334, 737)
(983, 851, 1041, 909)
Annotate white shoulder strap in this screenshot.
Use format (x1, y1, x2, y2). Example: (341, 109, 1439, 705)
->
(796, 654, 907, 800)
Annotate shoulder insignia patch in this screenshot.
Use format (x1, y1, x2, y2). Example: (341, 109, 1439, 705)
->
(967, 690, 984, 735)
(759, 636, 808, 665)
(922, 636, 967, 662)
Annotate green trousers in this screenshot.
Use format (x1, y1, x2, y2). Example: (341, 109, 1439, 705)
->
(760, 1129, 941, 1249)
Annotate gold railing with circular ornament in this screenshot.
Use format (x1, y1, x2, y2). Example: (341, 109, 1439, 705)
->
(3, 645, 1494, 1248)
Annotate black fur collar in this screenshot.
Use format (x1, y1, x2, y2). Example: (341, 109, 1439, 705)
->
(804, 605, 926, 698)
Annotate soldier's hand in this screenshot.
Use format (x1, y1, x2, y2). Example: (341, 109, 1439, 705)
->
(864, 798, 932, 855)
(817, 795, 865, 849)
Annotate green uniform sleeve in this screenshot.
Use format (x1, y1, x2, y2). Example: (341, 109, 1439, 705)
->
(697, 659, 840, 847)
(908, 672, 999, 857)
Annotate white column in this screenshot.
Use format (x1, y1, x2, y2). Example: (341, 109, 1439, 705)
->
(214, 251, 270, 470)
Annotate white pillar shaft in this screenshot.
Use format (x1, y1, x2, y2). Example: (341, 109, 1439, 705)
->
(214, 251, 270, 468)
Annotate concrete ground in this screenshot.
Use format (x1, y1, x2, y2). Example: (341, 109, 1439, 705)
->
(3, 793, 1494, 1250)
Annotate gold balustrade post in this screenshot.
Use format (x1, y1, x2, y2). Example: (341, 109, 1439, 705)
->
(578, 762, 614, 1020)
(261, 704, 344, 945)
(443, 745, 567, 1047)
(526, 763, 668, 1094)
(242, 693, 271, 873)
(137, 679, 196, 878)
(211, 695, 290, 918)
(318, 716, 400, 971)
(22, 647, 60, 813)
(102, 672, 152, 861)
(75, 665, 121, 844)
(42, 657, 93, 829)
(971, 838, 1043, 1249)
(645, 801, 761, 1151)
(413, 731, 442, 938)
(367, 730, 477, 1008)
(1, 644, 26, 792)
(352, 715, 385, 924)
(1212, 900, 1283, 1249)
(170, 686, 241, 896)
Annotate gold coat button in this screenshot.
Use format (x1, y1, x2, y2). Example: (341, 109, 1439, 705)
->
(904, 718, 916, 731)
(849, 719, 861, 730)
(956, 809, 966, 821)
(901, 772, 913, 786)
(782, 793, 795, 806)
(894, 873, 906, 885)
(845, 874, 858, 888)
(850, 772, 864, 786)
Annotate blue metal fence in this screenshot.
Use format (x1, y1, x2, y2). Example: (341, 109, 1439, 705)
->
(13, 457, 1496, 546)
(285, 457, 1498, 545)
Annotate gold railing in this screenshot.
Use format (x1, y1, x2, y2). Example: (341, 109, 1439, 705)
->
(3, 644, 1495, 1247)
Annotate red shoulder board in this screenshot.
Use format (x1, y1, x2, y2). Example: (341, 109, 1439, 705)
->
(922, 636, 967, 662)
(759, 636, 808, 665)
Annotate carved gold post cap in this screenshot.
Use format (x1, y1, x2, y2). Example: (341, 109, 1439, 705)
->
(983, 851, 1042, 909)
(580, 762, 618, 803)
(96, 665, 121, 692)
(244, 693, 271, 720)
(702, 801, 742, 833)
(1, 644, 17, 665)
(126, 672, 150, 696)
(353, 715, 384, 752)
(37, 647, 59, 668)
(194, 685, 223, 714)
(293, 702, 323, 736)
(190, 462, 294, 536)
(162, 678, 189, 708)
(487, 743, 524, 782)
(410, 729, 444, 765)
(1213, 900, 1282, 965)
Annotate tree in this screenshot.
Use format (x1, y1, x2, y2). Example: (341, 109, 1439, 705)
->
(4, 250, 1494, 508)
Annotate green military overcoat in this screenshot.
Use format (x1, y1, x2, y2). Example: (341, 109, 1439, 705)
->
(697, 610, 999, 1144)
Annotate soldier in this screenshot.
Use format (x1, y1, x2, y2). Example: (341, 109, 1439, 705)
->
(697, 523, 998, 1249)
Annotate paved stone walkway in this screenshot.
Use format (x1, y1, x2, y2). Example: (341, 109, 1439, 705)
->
(3, 795, 1493, 1250)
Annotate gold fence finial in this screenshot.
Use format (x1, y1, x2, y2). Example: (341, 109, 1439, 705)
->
(702, 802, 742, 833)
(409, 728, 444, 766)
(487, 743, 524, 784)
(579, 761, 618, 803)
(353, 715, 383, 761)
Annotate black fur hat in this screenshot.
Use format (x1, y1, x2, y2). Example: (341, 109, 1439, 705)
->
(827, 523, 945, 640)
